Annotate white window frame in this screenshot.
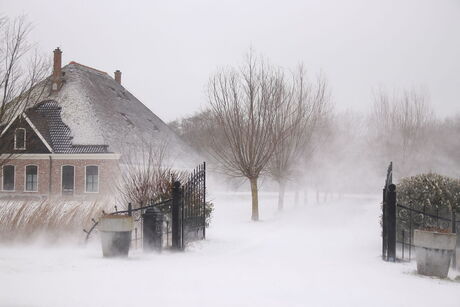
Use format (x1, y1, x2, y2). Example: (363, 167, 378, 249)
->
(61, 165, 75, 195)
(84, 165, 100, 193)
(14, 128, 26, 150)
(24, 164, 38, 192)
(1, 165, 15, 192)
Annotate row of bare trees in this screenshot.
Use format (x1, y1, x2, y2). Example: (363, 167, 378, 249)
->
(172, 53, 332, 221)
(304, 88, 450, 196)
(369, 89, 434, 177)
(171, 59, 459, 220)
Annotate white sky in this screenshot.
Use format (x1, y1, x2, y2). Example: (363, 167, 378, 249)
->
(2, 0, 460, 122)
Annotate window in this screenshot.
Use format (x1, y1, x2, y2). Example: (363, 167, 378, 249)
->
(25, 165, 38, 192)
(62, 165, 74, 194)
(85, 166, 99, 193)
(2, 165, 15, 191)
(14, 128, 26, 150)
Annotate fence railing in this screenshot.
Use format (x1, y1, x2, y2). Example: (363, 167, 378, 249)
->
(396, 202, 459, 262)
(84, 162, 207, 252)
(381, 162, 459, 264)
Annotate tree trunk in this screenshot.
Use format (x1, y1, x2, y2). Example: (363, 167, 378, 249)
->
(278, 181, 286, 211)
(303, 189, 308, 205)
(250, 177, 259, 221)
(294, 189, 299, 207)
(316, 189, 320, 204)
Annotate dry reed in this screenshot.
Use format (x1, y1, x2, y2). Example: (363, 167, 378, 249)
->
(0, 199, 112, 243)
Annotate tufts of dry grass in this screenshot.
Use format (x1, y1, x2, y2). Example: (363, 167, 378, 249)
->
(0, 199, 112, 243)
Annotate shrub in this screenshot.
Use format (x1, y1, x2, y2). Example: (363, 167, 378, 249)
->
(397, 173, 460, 213)
(396, 173, 460, 235)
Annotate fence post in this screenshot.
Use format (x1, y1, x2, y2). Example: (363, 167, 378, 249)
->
(128, 203, 132, 216)
(171, 181, 182, 250)
(382, 186, 387, 260)
(387, 184, 397, 262)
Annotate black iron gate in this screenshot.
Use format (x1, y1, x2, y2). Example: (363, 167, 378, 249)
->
(85, 162, 207, 252)
(381, 162, 459, 262)
(181, 162, 207, 247)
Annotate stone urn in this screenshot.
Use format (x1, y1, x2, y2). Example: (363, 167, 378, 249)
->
(98, 215, 134, 257)
(414, 229, 456, 278)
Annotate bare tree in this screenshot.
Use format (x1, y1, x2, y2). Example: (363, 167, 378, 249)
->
(117, 142, 188, 208)
(169, 109, 214, 156)
(207, 52, 295, 221)
(369, 88, 434, 177)
(0, 15, 50, 164)
(268, 68, 331, 210)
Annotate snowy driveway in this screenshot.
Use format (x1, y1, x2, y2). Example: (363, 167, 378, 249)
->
(0, 193, 459, 307)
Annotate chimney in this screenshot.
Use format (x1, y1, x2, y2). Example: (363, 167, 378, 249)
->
(114, 70, 121, 85)
(51, 47, 62, 92)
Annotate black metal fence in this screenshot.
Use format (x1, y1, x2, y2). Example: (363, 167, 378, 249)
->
(381, 162, 459, 263)
(396, 202, 457, 262)
(180, 162, 206, 247)
(84, 162, 207, 252)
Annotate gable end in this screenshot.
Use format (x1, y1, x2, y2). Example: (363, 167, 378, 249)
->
(0, 114, 52, 154)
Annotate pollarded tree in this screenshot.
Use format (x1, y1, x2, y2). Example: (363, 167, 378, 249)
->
(268, 67, 331, 210)
(207, 52, 295, 221)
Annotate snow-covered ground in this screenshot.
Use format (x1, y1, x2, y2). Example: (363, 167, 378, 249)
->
(0, 192, 459, 307)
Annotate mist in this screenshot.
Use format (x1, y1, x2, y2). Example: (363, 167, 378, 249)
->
(1, 1, 460, 306)
(3, 0, 460, 121)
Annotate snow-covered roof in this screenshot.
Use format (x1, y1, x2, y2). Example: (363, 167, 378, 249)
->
(25, 100, 110, 154)
(20, 62, 198, 164)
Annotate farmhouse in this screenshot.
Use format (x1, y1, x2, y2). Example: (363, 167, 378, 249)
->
(0, 48, 192, 200)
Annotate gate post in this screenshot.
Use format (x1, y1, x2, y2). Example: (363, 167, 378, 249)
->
(171, 181, 182, 250)
(387, 184, 397, 262)
(382, 186, 387, 260)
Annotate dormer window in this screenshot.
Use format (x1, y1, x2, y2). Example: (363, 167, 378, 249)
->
(14, 128, 26, 150)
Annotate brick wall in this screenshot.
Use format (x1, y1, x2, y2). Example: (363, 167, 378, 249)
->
(0, 158, 120, 200)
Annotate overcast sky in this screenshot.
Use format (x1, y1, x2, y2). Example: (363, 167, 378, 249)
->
(3, 0, 460, 122)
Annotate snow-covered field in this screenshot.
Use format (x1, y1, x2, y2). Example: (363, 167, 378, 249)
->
(0, 192, 459, 307)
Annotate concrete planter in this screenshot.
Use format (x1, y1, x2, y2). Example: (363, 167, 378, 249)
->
(98, 215, 134, 257)
(456, 248, 460, 271)
(414, 229, 456, 278)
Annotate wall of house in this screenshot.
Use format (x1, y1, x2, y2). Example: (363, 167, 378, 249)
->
(0, 157, 120, 200)
(0, 117, 51, 154)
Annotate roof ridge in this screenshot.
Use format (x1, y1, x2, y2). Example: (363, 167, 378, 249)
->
(68, 61, 108, 75)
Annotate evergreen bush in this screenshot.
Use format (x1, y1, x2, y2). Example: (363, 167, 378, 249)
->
(397, 173, 460, 213)
(396, 173, 460, 234)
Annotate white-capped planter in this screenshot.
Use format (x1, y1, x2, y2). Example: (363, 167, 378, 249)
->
(98, 215, 134, 258)
(456, 248, 460, 271)
(414, 229, 456, 278)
